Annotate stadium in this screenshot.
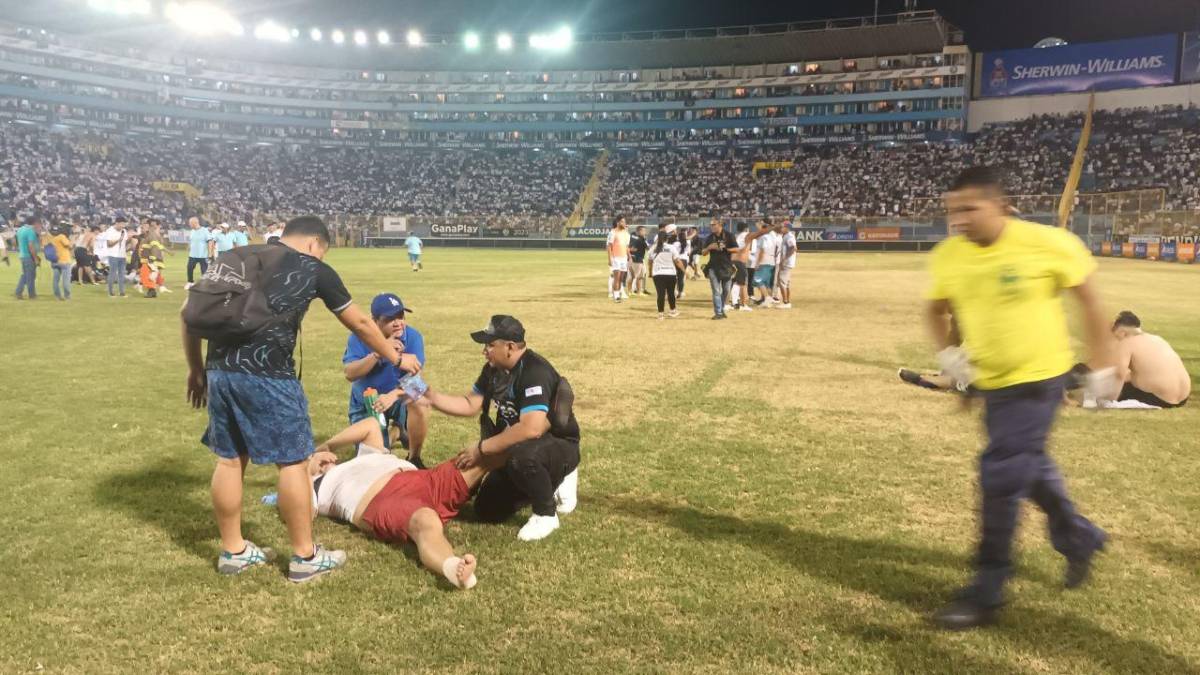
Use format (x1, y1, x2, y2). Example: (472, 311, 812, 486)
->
(2, 0, 1198, 671)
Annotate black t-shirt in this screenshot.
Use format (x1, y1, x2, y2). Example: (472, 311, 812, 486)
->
(703, 230, 738, 270)
(472, 349, 580, 442)
(206, 243, 352, 379)
(628, 234, 648, 263)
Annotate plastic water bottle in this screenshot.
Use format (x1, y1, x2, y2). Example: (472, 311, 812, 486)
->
(261, 492, 278, 506)
(399, 373, 429, 401)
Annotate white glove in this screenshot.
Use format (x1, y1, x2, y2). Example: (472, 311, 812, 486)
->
(1083, 367, 1121, 403)
(936, 347, 974, 390)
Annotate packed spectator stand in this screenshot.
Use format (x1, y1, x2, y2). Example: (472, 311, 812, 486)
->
(2, 105, 1198, 235)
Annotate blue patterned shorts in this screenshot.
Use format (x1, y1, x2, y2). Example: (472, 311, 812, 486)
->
(202, 370, 314, 465)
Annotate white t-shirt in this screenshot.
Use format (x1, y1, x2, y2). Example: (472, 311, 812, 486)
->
(758, 232, 782, 267)
(649, 241, 684, 276)
(749, 238, 760, 268)
(102, 227, 126, 258)
(315, 447, 416, 523)
(93, 233, 108, 258)
(781, 231, 797, 269)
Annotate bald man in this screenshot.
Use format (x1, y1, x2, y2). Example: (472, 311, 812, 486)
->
(1111, 311, 1190, 408)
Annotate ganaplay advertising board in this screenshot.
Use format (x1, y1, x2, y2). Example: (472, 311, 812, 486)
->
(980, 35, 1178, 97)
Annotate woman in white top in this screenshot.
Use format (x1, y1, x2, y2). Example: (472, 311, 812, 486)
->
(648, 224, 685, 319)
(307, 418, 503, 589)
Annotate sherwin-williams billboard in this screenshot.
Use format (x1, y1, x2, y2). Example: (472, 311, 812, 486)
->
(980, 35, 1178, 98)
(1182, 32, 1200, 83)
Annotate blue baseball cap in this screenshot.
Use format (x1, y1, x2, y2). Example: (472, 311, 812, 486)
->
(370, 293, 413, 319)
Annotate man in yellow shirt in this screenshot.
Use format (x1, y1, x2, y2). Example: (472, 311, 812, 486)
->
(50, 224, 75, 301)
(926, 167, 1118, 630)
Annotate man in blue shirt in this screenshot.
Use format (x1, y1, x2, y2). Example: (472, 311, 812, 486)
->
(233, 221, 250, 248)
(214, 223, 236, 254)
(13, 215, 42, 300)
(342, 293, 429, 466)
(404, 234, 423, 272)
(185, 217, 215, 286)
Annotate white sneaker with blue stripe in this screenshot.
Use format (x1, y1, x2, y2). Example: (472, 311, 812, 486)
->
(217, 540, 275, 575)
(287, 545, 347, 583)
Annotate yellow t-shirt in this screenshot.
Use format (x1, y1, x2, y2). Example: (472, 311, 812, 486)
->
(926, 218, 1096, 390)
(51, 234, 74, 264)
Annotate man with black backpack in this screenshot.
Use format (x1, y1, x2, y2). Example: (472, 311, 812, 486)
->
(424, 315, 580, 542)
(182, 215, 417, 583)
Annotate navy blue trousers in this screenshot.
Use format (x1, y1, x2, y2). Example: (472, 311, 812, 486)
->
(972, 374, 1105, 606)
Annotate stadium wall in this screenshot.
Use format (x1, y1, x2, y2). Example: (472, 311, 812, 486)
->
(967, 81, 1200, 131)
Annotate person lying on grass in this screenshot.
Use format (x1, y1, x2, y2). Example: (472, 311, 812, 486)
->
(306, 418, 505, 589)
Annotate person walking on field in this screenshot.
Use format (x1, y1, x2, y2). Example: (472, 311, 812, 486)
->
(648, 224, 685, 320)
(925, 167, 1116, 630)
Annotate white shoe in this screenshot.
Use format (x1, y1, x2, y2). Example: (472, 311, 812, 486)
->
(184, 282, 194, 290)
(723, 305, 735, 313)
(620, 289, 629, 299)
(739, 305, 753, 312)
(518, 514, 560, 541)
(159, 286, 173, 294)
(657, 313, 665, 320)
(667, 309, 679, 318)
(555, 469, 578, 514)
(678, 291, 685, 299)
(777, 303, 792, 309)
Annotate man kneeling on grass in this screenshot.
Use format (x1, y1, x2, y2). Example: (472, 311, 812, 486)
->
(307, 418, 501, 589)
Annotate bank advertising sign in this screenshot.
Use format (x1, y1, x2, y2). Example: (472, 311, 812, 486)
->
(980, 35, 1178, 97)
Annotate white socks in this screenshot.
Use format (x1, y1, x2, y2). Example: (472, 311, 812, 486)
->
(555, 469, 578, 514)
(441, 556, 477, 590)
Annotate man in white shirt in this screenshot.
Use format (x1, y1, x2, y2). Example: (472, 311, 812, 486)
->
(774, 221, 797, 310)
(103, 217, 129, 297)
(307, 418, 503, 589)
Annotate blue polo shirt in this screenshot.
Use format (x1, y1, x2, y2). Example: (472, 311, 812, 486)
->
(233, 231, 249, 247)
(188, 227, 213, 258)
(342, 325, 426, 421)
(214, 231, 236, 252)
(405, 236, 422, 255)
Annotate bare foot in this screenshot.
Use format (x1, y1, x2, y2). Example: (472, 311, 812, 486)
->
(457, 554, 478, 590)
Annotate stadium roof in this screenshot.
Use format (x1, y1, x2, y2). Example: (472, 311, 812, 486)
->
(4, 4, 956, 71)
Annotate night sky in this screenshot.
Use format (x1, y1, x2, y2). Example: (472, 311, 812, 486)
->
(237, 0, 1200, 50)
(4, 0, 1200, 51)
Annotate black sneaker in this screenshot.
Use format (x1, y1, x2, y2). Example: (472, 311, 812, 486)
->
(407, 455, 427, 470)
(933, 591, 1000, 631)
(1065, 531, 1107, 589)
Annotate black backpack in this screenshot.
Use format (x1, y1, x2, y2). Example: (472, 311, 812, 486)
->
(183, 244, 290, 342)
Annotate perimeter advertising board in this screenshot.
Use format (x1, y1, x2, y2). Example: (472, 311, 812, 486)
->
(980, 35, 1178, 97)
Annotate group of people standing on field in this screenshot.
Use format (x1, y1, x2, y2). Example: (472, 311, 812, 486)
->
(8, 213, 174, 301)
(606, 215, 797, 320)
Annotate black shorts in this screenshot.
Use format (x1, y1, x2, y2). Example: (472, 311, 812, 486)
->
(1118, 382, 1188, 409)
(733, 261, 748, 285)
(74, 247, 90, 266)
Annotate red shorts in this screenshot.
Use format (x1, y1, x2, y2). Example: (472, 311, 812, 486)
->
(361, 460, 470, 543)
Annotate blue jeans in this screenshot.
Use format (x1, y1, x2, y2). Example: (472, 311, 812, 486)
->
(53, 263, 74, 299)
(15, 257, 37, 298)
(706, 267, 732, 316)
(107, 256, 126, 295)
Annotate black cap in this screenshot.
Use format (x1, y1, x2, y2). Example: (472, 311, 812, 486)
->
(471, 315, 525, 344)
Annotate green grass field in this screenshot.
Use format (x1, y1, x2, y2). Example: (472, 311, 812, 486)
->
(2, 249, 1199, 674)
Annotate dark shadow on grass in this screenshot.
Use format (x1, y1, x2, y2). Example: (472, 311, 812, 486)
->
(600, 496, 1200, 675)
(94, 459, 248, 562)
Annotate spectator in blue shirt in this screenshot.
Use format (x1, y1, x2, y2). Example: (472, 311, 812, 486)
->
(13, 215, 42, 300)
(214, 223, 236, 253)
(233, 221, 250, 248)
(185, 217, 214, 285)
(342, 292, 429, 466)
(404, 234, 423, 272)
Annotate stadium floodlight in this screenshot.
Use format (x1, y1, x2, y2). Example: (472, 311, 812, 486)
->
(406, 29, 422, 46)
(463, 31, 480, 50)
(529, 25, 572, 51)
(310, 28, 323, 42)
(353, 30, 368, 46)
(496, 32, 513, 51)
(290, 28, 300, 39)
(377, 30, 391, 45)
(88, 0, 152, 15)
(253, 20, 292, 42)
(164, 2, 244, 36)
(331, 29, 345, 44)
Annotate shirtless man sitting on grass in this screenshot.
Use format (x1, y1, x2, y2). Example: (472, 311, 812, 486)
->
(307, 418, 505, 589)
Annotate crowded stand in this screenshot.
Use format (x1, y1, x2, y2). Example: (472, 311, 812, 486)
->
(2, 106, 1199, 231)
